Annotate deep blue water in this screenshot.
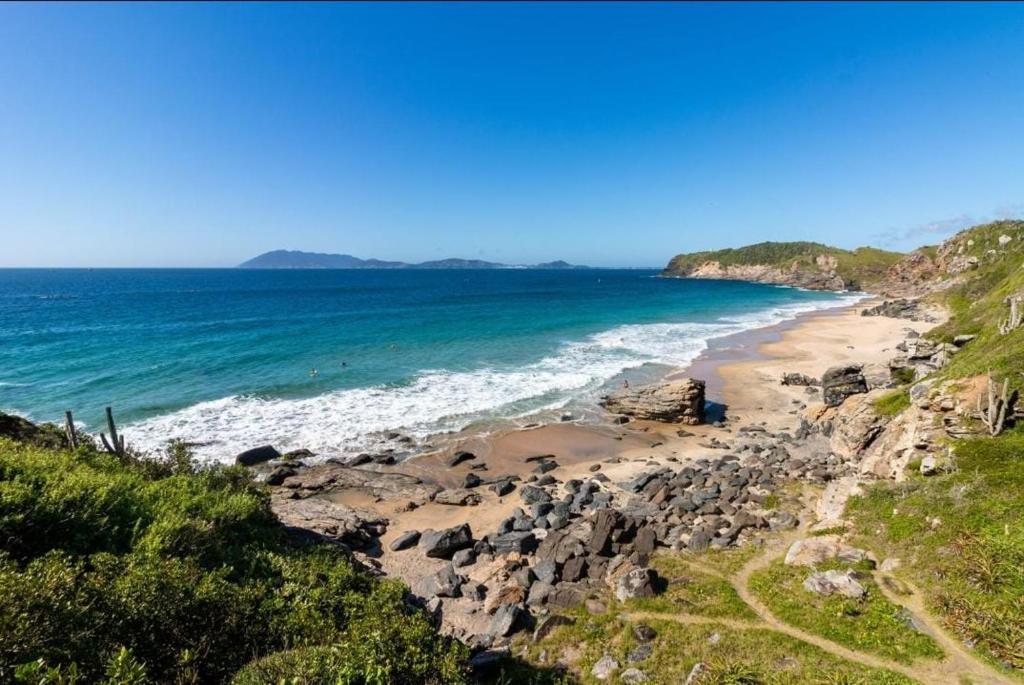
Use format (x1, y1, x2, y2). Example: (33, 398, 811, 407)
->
(0, 268, 859, 461)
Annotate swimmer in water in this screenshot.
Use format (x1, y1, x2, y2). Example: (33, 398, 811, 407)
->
(310, 368, 319, 377)
(623, 379, 630, 389)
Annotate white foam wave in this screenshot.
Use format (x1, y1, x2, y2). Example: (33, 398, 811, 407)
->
(127, 293, 866, 463)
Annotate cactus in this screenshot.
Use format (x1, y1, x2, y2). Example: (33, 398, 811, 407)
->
(100, 406, 126, 458)
(998, 295, 1023, 335)
(976, 371, 1010, 436)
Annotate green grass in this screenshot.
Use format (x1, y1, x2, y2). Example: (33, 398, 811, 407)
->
(925, 220, 1024, 380)
(626, 554, 756, 620)
(873, 390, 911, 417)
(0, 437, 467, 684)
(748, 561, 944, 665)
(519, 607, 919, 684)
(846, 428, 1024, 674)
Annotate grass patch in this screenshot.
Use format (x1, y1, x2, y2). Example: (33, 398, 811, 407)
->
(521, 609, 918, 684)
(874, 390, 911, 417)
(846, 429, 1024, 674)
(628, 554, 756, 620)
(748, 560, 944, 665)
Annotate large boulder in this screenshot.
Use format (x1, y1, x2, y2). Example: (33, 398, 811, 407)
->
(601, 379, 705, 424)
(615, 567, 658, 601)
(271, 497, 387, 547)
(821, 365, 868, 407)
(236, 445, 281, 466)
(420, 524, 474, 559)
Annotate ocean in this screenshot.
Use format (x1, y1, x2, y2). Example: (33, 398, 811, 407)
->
(0, 268, 861, 462)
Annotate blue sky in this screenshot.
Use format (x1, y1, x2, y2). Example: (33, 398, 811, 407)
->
(1, 2, 1022, 267)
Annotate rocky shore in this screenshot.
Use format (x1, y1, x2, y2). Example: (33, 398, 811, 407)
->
(236, 293, 988, 669)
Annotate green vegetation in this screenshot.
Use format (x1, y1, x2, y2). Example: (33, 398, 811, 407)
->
(0, 436, 467, 684)
(846, 428, 1024, 673)
(926, 220, 1024, 379)
(873, 389, 911, 417)
(662, 241, 903, 290)
(517, 605, 918, 684)
(627, 555, 756, 620)
(748, 561, 943, 665)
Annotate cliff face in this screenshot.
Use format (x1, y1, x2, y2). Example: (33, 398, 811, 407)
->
(660, 242, 901, 292)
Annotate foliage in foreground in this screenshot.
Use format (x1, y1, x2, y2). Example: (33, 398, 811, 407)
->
(846, 428, 1024, 673)
(0, 437, 467, 684)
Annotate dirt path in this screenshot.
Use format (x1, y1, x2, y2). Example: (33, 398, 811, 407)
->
(659, 491, 1015, 685)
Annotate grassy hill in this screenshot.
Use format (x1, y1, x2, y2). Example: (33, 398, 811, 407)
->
(662, 241, 903, 291)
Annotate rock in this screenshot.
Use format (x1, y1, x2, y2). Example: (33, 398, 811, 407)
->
(485, 584, 527, 614)
(861, 299, 934, 322)
(489, 478, 516, 497)
(880, 557, 902, 573)
(803, 569, 866, 599)
(821, 365, 868, 407)
(488, 603, 525, 637)
(282, 463, 442, 502)
(435, 489, 482, 506)
(601, 378, 706, 424)
(591, 655, 620, 681)
(632, 624, 657, 642)
(416, 565, 462, 598)
(533, 614, 574, 642)
(952, 334, 976, 347)
(463, 473, 483, 488)
(920, 455, 938, 476)
(784, 536, 841, 567)
(491, 531, 538, 555)
(620, 668, 649, 683)
(420, 524, 474, 559)
(446, 451, 475, 467)
(999, 233, 1013, 246)
(271, 497, 386, 547)
(533, 559, 558, 585)
(235, 445, 281, 466)
(781, 372, 817, 386)
(688, 530, 712, 552)
(684, 663, 708, 685)
(520, 485, 552, 505)
(626, 643, 653, 663)
(615, 567, 657, 601)
(265, 465, 298, 486)
(390, 530, 421, 551)
(452, 548, 476, 567)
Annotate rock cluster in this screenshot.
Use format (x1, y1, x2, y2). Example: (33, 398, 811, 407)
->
(602, 379, 706, 424)
(861, 299, 935, 322)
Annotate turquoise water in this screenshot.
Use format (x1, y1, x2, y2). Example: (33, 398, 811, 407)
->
(0, 269, 859, 462)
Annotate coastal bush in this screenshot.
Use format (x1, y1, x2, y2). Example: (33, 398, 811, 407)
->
(846, 428, 1024, 673)
(0, 437, 467, 684)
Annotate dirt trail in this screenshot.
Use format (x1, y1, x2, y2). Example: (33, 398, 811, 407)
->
(709, 502, 1015, 684)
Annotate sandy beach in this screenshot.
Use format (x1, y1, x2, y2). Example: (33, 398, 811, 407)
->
(284, 297, 938, 640)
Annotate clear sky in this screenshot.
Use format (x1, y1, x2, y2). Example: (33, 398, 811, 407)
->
(1, 2, 1023, 267)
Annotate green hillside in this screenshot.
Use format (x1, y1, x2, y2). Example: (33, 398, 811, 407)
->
(662, 241, 903, 290)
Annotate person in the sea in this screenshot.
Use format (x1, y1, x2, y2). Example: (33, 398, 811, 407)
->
(623, 378, 630, 389)
(310, 368, 319, 377)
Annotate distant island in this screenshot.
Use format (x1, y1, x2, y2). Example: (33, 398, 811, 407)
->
(239, 250, 589, 270)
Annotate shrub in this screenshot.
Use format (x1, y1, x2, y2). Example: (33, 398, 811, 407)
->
(0, 438, 467, 684)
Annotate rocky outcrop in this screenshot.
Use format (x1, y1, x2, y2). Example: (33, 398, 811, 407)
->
(236, 445, 281, 466)
(279, 463, 442, 502)
(602, 379, 705, 424)
(861, 299, 936, 322)
(0, 412, 67, 449)
(662, 260, 847, 291)
(271, 496, 387, 547)
(821, 365, 868, 407)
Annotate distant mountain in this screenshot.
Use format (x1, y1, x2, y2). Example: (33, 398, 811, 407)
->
(238, 250, 588, 270)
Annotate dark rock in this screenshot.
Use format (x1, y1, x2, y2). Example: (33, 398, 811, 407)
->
(453, 548, 476, 568)
(780, 372, 817, 386)
(235, 445, 281, 466)
(615, 567, 657, 601)
(463, 473, 483, 488)
(390, 530, 421, 551)
(491, 531, 538, 555)
(446, 451, 475, 467)
(627, 643, 653, 663)
(520, 485, 553, 505)
(490, 478, 516, 496)
(420, 524, 474, 558)
(489, 603, 526, 637)
(533, 614, 575, 642)
(265, 465, 298, 486)
(415, 564, 462, 598)
(633, 624, 657, 641)
(533, 559, 558, 584)
(561, 556, 587, 582)
(821, 364, 868, 407)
